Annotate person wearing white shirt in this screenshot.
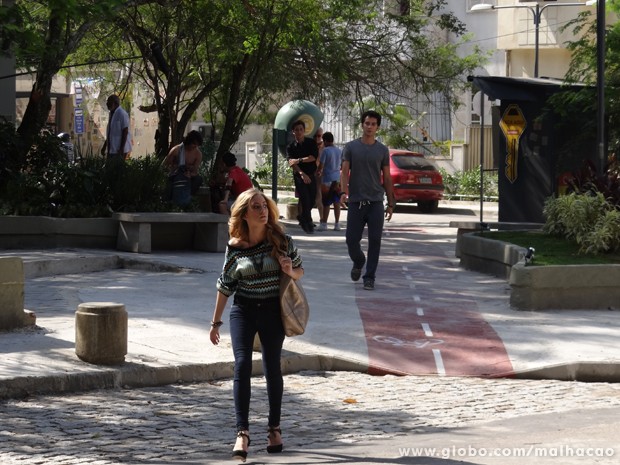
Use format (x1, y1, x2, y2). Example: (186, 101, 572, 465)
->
(101, 94, 131, 160)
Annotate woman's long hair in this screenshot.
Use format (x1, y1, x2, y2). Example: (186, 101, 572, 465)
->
(229, 188, 288, 258)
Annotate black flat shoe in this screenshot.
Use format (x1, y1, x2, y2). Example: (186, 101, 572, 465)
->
(232, 431, 250, 462)
(267, 426, 283, 453)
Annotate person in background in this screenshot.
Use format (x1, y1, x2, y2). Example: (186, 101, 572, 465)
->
(162, 130, 204, 198)
(340, 110, 395, 291)
(58, 133, 76, 164)
(313, 127, 325, 225)
(209, 188, 304, 461)
(287, 120, 318, 234)
(317, 131, 344, 231)
(218, 152, 253, 215)
(101, 94, 131, 160)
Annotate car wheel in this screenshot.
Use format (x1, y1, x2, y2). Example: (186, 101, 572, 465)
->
(418, 200, 438, 213)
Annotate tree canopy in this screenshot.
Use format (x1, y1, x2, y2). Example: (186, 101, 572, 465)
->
(5, 0, 485, 178)
(560, 3, 620, 159)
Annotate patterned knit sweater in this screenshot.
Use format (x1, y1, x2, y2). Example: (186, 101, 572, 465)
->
(216, 234, 302, 301)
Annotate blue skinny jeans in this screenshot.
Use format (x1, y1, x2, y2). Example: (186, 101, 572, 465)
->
(229, 297, 285, 431)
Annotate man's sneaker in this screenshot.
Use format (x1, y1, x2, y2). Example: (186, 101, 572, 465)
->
(363, 278, 375, 290)
(333, 222, 342, 231)
(317, 222, 327, 232)
(350, 267, 362, 282)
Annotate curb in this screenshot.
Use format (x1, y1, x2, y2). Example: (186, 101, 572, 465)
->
(23, 256, 202, 279)
(0, 352, 368, 401)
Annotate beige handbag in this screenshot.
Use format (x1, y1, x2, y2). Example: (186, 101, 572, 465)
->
(279, 273, 309, 337)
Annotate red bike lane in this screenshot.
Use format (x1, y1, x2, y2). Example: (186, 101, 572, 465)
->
(356, 225, 514, 378)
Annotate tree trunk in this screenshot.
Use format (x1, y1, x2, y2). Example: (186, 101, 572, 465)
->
(16, 69, 55, 163)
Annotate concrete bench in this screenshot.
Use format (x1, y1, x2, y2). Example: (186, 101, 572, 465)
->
(113, 212, 229, 254)
(450, 221, 543, 258)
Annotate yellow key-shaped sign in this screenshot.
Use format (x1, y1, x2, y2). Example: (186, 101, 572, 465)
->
(499, 104, 527, 183)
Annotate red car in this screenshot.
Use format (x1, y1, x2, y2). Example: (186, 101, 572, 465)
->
(388, 149, 444, 213)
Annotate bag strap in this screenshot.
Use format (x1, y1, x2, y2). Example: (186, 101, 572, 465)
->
(178, 143, 186, 166)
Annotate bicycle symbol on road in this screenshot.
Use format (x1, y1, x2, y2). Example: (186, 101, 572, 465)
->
(372, 335, 444, 348)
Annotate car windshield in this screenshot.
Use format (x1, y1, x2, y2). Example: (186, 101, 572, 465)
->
(392, 154, 437, 172)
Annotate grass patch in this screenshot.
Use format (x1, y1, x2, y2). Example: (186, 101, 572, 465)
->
(478, 231, 620, 266)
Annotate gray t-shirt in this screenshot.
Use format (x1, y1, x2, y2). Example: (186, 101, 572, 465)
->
(342, 138, 389, 203)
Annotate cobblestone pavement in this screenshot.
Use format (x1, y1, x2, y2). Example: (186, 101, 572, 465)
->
(1, 371, 619, 464)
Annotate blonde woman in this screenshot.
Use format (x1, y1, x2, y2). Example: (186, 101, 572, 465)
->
(210, 188, 304, 461)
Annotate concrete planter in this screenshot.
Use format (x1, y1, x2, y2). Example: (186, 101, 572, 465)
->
(284, 203, 298, 220)
(0, 216, 117, 249)
(458, 232, 620, 311)
(510, 262, 620, 310)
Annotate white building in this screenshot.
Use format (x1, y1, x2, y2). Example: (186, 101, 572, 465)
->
(441, 0, 597, 173)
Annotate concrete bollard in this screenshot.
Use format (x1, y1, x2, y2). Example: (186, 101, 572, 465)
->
(0, 257, 37, 331)
(75, 302, 128, 365)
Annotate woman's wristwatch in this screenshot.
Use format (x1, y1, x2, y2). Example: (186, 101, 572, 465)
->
(211, 321, 223, 328)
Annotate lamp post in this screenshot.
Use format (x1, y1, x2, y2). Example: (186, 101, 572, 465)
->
(472, 1, 595, 78)
(591, 0, 606, 175)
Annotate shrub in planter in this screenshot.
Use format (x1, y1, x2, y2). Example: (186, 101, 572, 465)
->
(543, 191, 620, 254)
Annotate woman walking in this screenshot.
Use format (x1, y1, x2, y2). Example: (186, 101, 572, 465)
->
(209, 188, 304, 461)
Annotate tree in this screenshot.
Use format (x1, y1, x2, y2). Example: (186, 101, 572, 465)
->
(0, 0, 136, 165)
(70, 0, 484, 181)
(561, 4, 620, 156)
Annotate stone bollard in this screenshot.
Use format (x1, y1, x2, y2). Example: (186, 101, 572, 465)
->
(75, 302, 128, 365)
(0, 257, 37, 331)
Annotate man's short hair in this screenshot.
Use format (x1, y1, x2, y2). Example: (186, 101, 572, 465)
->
(291, 119, 305, 130)
(322, 132, 334, 143)
(361, 110, 382, 127)
(184, 130, 203, 146)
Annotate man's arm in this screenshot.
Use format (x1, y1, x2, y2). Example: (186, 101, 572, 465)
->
(161, 146, 178, 172)
(340, 160, 351, 198)
(120, 127, 129, 155)
(382, 164, 395, 220)
(382, 164, 395, 204)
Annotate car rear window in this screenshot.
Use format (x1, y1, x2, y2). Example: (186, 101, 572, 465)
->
(392, 154, 437, 171)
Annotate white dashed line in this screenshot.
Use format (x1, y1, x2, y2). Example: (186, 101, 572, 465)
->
(433, 349, 446, 376)
(416, 307, 424, 316)
(421, 323, 433, 337)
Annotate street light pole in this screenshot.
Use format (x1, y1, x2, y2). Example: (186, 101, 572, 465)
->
(472, 2, 592, 78)
(595, 0, 606, 175)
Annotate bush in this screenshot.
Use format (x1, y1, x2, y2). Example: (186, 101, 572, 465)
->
(581, 209, 620, 254)
(439, 167, 498, 199)
(253, 151, 294, 188)
(543, 191, 620, 254)
(0, 122, 224, 216)
(0, 155, 176, 217)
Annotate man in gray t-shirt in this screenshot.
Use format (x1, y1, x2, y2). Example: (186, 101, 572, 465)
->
(341, 110, 395, 290)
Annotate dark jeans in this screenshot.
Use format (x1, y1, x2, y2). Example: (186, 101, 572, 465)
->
(293, 174, 316, 229)
(345, 200, 385, 280)
(229, 298, 285, 431)
(165, 175, 203, 200)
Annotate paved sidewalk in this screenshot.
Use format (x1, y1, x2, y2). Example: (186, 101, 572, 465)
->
(1, 201, 620, 464)
(2, 201, 620, 400)
(1, 371, 619, 464)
